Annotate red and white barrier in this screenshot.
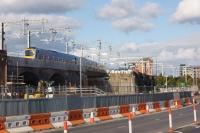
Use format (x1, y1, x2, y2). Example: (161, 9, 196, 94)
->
(0, 98, 194, 132)
(168, 108, 173, 132)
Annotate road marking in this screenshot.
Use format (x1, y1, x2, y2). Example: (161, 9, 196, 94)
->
(157, 132, 163, 133)
(195, 125, 200, 128)
(174, 131, 183, 133)
(117, 126, 126, 129)
(155, 118, 160, 121)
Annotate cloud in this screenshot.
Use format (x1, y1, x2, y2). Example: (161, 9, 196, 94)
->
(0, 14, 81, 28)
(97, 0, 161, 33)
(158, 50, 174, 61)
(119, 42, 138, 53)
(176, 48, 196, 60)
(139, 2, 161, 19)
(116, 32, 200, 65)
(172, 0, 200, 24)
(112, 18, 154, 32)
(97, 0, 134, 20)
(0, 0, 85, 14)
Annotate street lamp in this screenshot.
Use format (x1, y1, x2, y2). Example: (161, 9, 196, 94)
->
(79, 45, 83, 97)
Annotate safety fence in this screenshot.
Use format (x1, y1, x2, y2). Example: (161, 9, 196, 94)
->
(0, 91, 191, 116)
(0, 96, 193, 133)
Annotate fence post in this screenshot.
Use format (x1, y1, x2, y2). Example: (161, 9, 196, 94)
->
(64, 121, 68, 133)
(193, 101, 197, 124)
(128, 113, 133, 133)
(168, 108, 173, 132)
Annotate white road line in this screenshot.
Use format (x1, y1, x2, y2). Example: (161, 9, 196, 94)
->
(195, 125, 200, 128)
(174, 131, 183, 133)
(117, 126, 127, 129)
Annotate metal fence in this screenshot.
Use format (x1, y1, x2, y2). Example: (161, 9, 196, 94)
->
(0, 91, 191, 116)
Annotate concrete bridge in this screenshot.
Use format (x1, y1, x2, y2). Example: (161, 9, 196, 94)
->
(0, 50, 107, 87)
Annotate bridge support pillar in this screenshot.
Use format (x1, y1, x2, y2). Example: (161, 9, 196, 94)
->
(0, 50, 7, 87)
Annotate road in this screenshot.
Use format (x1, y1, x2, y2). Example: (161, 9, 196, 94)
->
(39, 105, 200, 133)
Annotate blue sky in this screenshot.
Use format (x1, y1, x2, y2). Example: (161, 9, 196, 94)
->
(69, 0, 199, 44)
(0, 0, 200, 66)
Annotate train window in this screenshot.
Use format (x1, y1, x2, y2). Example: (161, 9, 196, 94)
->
(25, 50, 34, 56)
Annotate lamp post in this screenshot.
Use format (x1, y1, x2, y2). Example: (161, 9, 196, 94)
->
(79, 45, 83, 97)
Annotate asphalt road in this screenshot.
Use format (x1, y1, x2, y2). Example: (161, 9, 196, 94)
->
(39, 105, 200, 133)
(172, 124, 200, 133)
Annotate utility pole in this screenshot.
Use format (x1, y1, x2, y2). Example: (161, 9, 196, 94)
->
(1, 23, 5, 50)
(108, 45, 112, 63)
(155, 59, 158, 76)
(27, 30, 31, 48)
(66, 41, 69, 54)
(79, 45, 83, 97)
(97, 40, 101, 63)
(195, 68, 198, 86)
(161, 63, 164, 76)
(185, 66, 188, 86)
(166, 75, 168, 91)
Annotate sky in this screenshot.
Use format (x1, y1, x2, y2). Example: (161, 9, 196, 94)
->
(0, 0, 200, 66)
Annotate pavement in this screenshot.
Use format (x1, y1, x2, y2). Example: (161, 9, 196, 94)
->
(37, 104, 200, 133)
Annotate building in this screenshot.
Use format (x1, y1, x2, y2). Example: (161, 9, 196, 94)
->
(180, 64, 200, 79)
(131, 58, 153, 76)
(194, 66, 200, 79)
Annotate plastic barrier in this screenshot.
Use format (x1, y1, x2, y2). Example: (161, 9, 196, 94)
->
(159, 101, 166, 111)
(82, 108, 98, 123)
(146, 102, 155, 113)
(97, 107, 112, 121)
(5, 115, 33, 133)
(185, 97, 191, 106)
(109, 106, 122, 119)
(169, 100, 175, 108)
(164, 100, 170, 108)
(138, 103, 147, 114)
(174, 100, 182, 109)
(153, 102, 161, 112)
(68, 110, 85, 126)
(51, 111, 67, 128)
(129, 104, 140, 115)
(0, 116, 8, 133)
(120, 105, 130, 117)
(29, 113, 53, 131)
(180, 98, 186, 107)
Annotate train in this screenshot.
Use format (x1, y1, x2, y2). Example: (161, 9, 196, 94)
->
(24, 47, 99, 67)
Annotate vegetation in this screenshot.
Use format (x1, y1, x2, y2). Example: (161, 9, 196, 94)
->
(134, 72, 198, 93)
(155, 74, 194, 87)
